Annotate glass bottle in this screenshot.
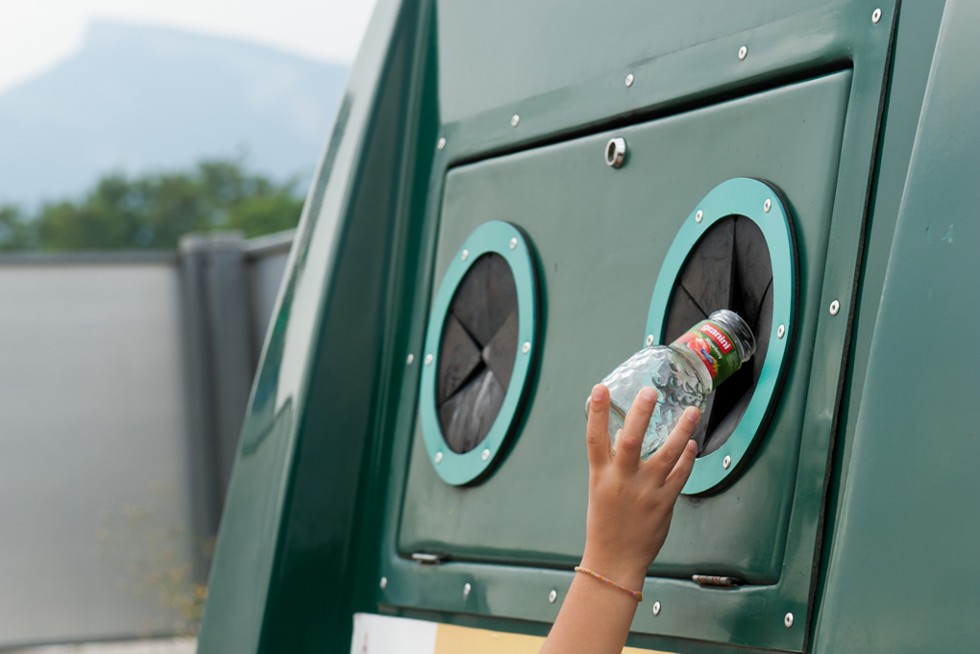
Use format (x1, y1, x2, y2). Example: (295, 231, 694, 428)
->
(589, 309, 756, 460)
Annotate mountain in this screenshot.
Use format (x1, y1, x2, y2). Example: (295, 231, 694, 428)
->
(0, 22, 349, 207)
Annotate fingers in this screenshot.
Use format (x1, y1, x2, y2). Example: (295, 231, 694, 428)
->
(585, 384, 612, 467)
(664, 439, 698, 495)
(649, 406, 701, 480)
(615, 387, 658, 470)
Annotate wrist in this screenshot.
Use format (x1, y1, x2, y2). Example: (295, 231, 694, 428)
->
(579, 549, 648, 592)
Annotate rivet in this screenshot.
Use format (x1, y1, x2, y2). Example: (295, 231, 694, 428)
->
(652, 601, 662, 616)
(463, 583, 472, 599)
(777, 324, 786, 340)
(548, 589, 558, 604)
(738, 45, 748, 61)
(646, 334, 655, 346)
(481, 448, 490, 461)
(872, 8, 882, 24)
(509, 237, 518, 250)
(424, 353, 433, 365)
(723, 455, 732, 470)
(625, 73, 634, 87)
(784, 612, 794, 628)
(605, 137, 627, 169)
(764, 198, 772, 213)
(461, 249, 469, 261)
(434, 452, 443, 464)
(406, 353, 415, 365)
(522, 341, 531, 354)
(829, 300, 841, 316)
(511, 114, 520, 127)
(437, 137, 447, 150)
(380, 576, 388, 590)
(695, 210, 704, 223)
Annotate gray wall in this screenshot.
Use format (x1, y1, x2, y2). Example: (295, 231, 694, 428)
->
(0, 232, 293, 647)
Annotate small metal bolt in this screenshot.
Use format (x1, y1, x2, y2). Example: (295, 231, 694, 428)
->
(764, 198, 772, 213)
(437, 137, 447, 150)
(434, 452, 443, 464)
(509, 237, 518, 250)
(605, 137, 627, 169)
(777, 324, 786, 339)
(646, 334, 655, 346)
(548, 589, 558, 604)
(695, 210, 704, 223)
(738, 45, 748, 61)
(723, 455, 732, 470)
(406, 353, 415, 365)
(461, 249, 469, 261)
(481, 448, 490, 461)
(463, 583, 472, 599)
(380, 576, 388, 590)
(829, 300, 841, 316)
(872, 8, 882, 24)
(652, 601, 662, 616)
(625, 73, 634, 87)
(784, 612, 794, 628)
(511, 114, 520, 127)
(424, 353, 433, 365)
(522, 341, 531, 354)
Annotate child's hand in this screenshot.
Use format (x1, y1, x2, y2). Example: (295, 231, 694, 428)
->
(579, 384, 700, 592)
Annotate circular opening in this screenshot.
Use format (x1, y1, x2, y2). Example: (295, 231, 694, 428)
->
(663, 215, 773, 456)
(435, 253, 519, 454)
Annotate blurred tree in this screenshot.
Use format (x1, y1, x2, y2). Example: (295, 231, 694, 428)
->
(0, 158, 304, 252)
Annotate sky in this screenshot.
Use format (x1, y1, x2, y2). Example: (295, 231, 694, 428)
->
(0, 0, 378, 94)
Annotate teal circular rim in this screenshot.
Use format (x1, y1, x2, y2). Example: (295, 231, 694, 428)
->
(419, 221, 537, 485)
(646, 178, 795, 495)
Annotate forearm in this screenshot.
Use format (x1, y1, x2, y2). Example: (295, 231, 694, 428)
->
(540, 570, 641, 654)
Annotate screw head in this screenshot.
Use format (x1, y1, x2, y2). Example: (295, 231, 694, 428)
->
(424, 353, 433, 365)
(723, 455, 732, 470)
(434, 452, 443, 464)
(625, 73, 634, 87)
(548, 589, 558, 604)
(461, 249, 469, 261)
(646, 334, 655, 346)
(605, 137, 627, 169)
(509, 237, 518, 250)
(829, 300, 841, 316)
(764, 198, 772, 213)
(380, 576, 388, 590)
(511, 114, 520, 127)
(695, 209, 704, 223)
(522, 341, 531, 354)
(406, 353, 415, 365)
(872, 8, 882, 23)
(738, 45, 748, 60)
(437, 137, 447, 150)
(481, 448, 490, 461)
(652, 601, 662, 616)
(777, 324, 786, 339)
(463, 583, 472, 599)
(784, 612, 795, 628)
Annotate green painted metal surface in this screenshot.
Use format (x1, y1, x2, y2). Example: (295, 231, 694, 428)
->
(198, 0, 980, 652)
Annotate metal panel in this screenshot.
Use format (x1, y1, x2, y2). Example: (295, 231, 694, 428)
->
(0, 262, 197, 645)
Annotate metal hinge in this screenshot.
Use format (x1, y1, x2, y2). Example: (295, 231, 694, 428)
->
(411, 552, 446, 565)
(692, 574, 744, 588)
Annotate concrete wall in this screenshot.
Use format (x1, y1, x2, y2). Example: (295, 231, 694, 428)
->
(0, 232, 293, 647)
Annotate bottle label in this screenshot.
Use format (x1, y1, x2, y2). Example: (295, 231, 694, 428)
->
(672, 319, 743, 389)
